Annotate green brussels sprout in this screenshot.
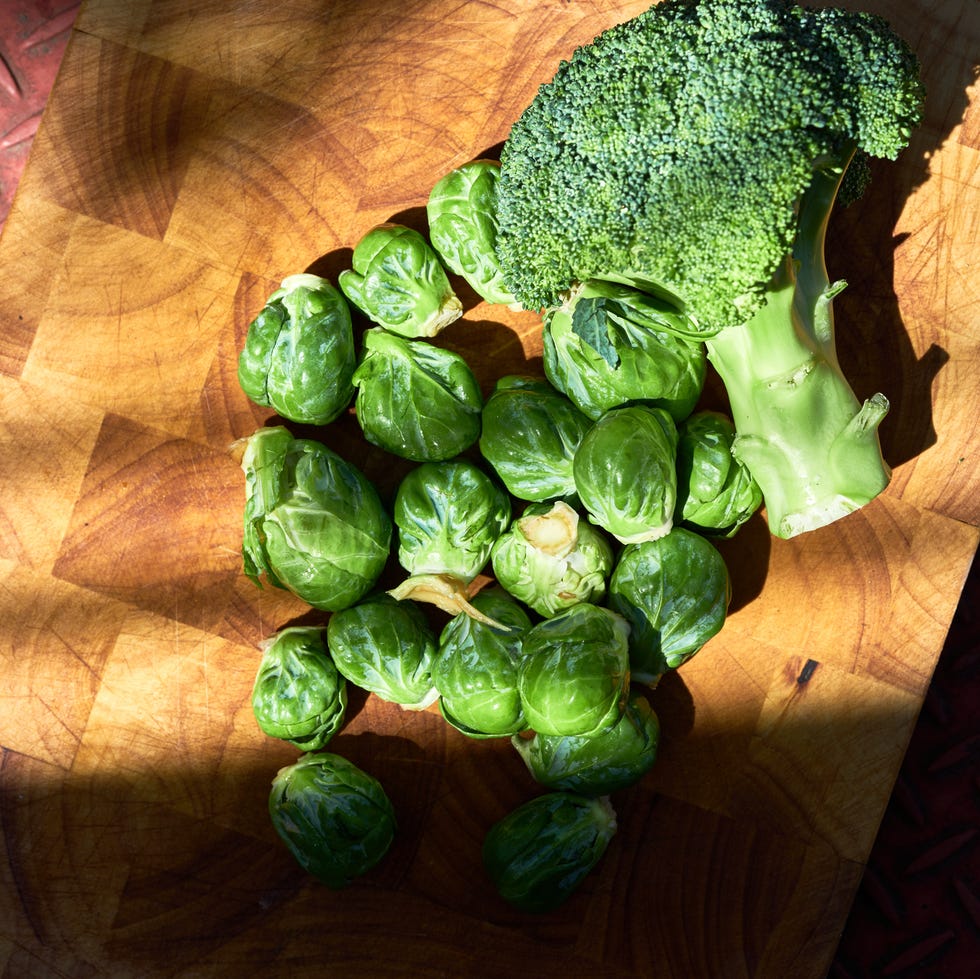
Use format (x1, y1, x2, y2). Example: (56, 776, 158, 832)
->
(543, 279, 706, 422)
(607, 529, 731, 684)
(433, 587, 532, 739)
(352, 327, 483, 461)
(388, 461, 511, 625)
(675, 410, 763, 538)
(240, 426, 392, 612)
(251, 626, 348, 750)
(479, 376, 592, 503)
(483, 791, 617, 913)
(490, 500, 614, 618)
(393, 460, 511, 580)
(573, 405, 679, 544)
(426, 159, 517, 307)
(512, 691, 659, 796)
(268, 752, 396, 889)
(518, 604, 630, 737)
(339, 223, 462, 338)
(326, 593, 438, 710)
(237, 273, 356, 425)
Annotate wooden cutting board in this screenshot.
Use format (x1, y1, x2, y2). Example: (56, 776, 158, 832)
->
(1, 1, 977, 975)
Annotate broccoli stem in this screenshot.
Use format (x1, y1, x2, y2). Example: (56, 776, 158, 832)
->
(704, 147, 891, 539)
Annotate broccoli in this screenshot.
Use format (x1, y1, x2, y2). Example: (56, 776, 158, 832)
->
(494, 0, 924, 538)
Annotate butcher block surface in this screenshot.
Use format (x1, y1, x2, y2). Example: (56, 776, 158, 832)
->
(0, 1, 977, 976)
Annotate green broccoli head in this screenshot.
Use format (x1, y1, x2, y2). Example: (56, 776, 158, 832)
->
(495, 0, 924, 328)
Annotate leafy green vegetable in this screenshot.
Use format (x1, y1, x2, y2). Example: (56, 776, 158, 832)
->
(479, 375, 592, 503)
(675, 410, 763, 537)
(518, 603, 630, 737)
(566, 293, 620, 367)
(326, 593, 439, 710)
(352, 327, 483, 461)
(433, 587, 532, 739)
(490, 500, 614, 618)
(608, 528, 731, 684)
(269, 752, 396, 889)
(542, 279, 706, 422)
(393, 460, 511, 580)
(512, 691, 659, 795)
(388, 460, 511, 624)
(339, 223, 462, 338)
(251, 626, 347, 750)
(483, 791, 617, 912)
(237, 273, 357, 425)
(427, 159, 517, 306)
(494, 0, 924, 537)
(573, 405, 678, 544)
(240, 426, 391, 612)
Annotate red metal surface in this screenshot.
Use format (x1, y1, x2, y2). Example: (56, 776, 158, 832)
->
(0, 0, 80, 235)
(832, 556, 980, 979)
(0, 2, 976, 975)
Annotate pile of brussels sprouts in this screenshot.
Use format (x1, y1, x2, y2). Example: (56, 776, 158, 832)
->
(236, 160, 761, 911)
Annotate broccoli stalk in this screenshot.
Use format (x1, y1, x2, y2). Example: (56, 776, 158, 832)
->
(704, 144, 891, 537)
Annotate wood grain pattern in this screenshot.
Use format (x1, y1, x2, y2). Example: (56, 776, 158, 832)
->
(0, 1, 978, 976)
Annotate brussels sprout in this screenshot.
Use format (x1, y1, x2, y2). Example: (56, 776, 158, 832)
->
(339, 223, 462, 338)
(269, 752, 396, 889)
(388, 461, 511, 624)
(240, 427, 392, 612)
(607, 529, 731, 684)
(479, 376, 592, 503)
(352, 328, 483, 461)
(512, 691, 659, 796)
(237, 273, 356, 425)
(393, 460, 511, 579)
(573, 405, 679, 544)
(518, 604, 630, 737)
(251, 626, 348, 750)
(433, 587, 532, 739)
(490, 500, 614, 618)
(326, 593, 439, 710)
(483, 791, 617, 913)
(675, 411, 763, 538)
(426, 159, 516, 307)
(543, 280, 706, 422)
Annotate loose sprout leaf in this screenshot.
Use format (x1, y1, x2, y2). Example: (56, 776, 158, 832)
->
(570, 296, 621, 368)
(387, 573, 511, 630)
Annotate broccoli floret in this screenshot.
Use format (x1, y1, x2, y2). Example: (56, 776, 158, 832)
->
(495, 0, 924, 538)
